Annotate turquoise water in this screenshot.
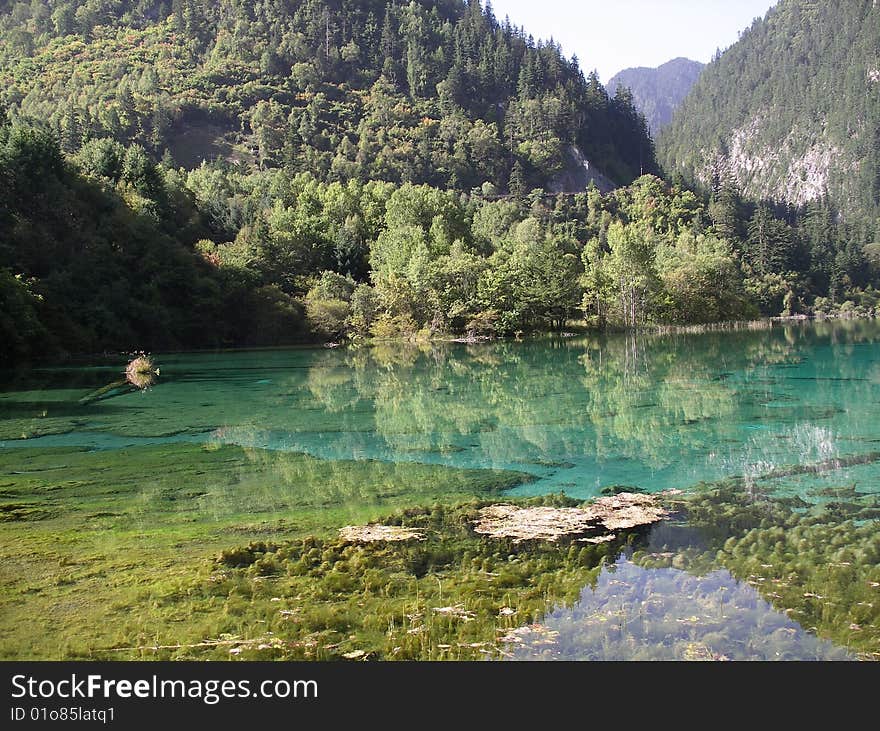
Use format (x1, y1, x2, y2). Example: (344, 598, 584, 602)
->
(2, 319, 879, 660)
(4, 320, 880, 503)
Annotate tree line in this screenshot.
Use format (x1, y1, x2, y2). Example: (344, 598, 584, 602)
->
(3, 114, 878, 365)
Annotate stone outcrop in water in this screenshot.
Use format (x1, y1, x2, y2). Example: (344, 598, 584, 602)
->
(472, 493, 669, 544)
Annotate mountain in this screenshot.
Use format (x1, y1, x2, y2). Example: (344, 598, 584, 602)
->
(658, 0, 880, 229)
(1, 1, 876, 367)
(607, 57, 704, 135)
(0, 0, 656, 192)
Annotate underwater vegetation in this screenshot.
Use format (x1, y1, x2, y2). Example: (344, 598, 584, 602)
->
(199, 496, 639, 661)
(0, 443, 530, 659)
(1, 322, 879, 660)
(636, 484, 880, 659)
(150, 482, 880, 661)
(1, 438, 878, 660)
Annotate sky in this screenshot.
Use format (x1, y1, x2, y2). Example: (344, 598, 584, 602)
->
(487, 0, 779, 83)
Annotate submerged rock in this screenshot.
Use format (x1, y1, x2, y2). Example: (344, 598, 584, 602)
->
(472, 493, 668, 543)
(594, 493, 670, 531)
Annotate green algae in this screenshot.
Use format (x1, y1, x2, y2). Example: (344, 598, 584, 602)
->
(2, 441, 878, 660)
(136, 496, 634, 661)
(0, 443, 531, 660)
(763, 452, 880, 480)
(128, 483, 880, 662)
(601, 485, 649, 496)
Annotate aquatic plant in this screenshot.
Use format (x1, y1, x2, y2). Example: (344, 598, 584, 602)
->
(636, 484, 880, 659)
(198, 497, 647, 661)
(125, 354, 159, 389)
(2, 438, 877, 660)
(338, 525, 426, 543)
(0, 443, 531, 660)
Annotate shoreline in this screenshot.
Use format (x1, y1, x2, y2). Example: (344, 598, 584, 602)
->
(4, 313, 879, 372)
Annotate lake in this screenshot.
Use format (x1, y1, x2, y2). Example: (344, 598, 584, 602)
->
(1, 320, 878, 660)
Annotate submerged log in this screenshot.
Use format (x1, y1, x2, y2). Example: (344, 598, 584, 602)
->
(78, 379, 133, 405)
(762, 452, 880, 480)
(79, 355, 159, 405)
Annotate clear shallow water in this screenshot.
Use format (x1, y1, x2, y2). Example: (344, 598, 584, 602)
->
(2, 319, 879, 660)
(501, 518, 861, 661)
(3, 320, 880, 502)
(503, 554, 853, 661)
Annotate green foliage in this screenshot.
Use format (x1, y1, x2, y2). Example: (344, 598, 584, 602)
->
(581, 176, 755, 327)
(0, 0, 655, 191)
(370, 311, 419, 340)
(0, 118, 307, 360)
(656, 231, 758, 324)
(3, 2, 874, 364)
(0, 269, 50, 364)
(347, 283, 381, 337)
(76, 137, 125, 181)
(659, 0, 880, 231)
(305, 271, 355, 339)
(1, 102, 875, 364)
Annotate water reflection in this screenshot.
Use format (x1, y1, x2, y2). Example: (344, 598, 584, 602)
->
(1, 321, 879, 660)
(502, 556, 852, 661)
(501, 508, 866, 661)
(2, 320, 880, 501)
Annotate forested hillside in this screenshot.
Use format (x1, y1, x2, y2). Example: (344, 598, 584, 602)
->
(0, 122, 310, 363)
(0, 0, 655, 191)
(608, 57, 703, 135)
(659, 0, 880, 231)
(0, 108, 750, 364)
(4, 106, 877, 367)
(1, 1, 879, 367)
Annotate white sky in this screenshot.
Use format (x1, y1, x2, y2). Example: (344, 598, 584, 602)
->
(487, 0, 779, 82)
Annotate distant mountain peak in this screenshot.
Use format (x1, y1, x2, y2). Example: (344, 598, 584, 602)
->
(607, 58, 704, 135)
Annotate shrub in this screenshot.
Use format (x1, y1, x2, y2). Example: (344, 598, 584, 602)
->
(370, 312, 419, 340)
(305, 296, 350, 340)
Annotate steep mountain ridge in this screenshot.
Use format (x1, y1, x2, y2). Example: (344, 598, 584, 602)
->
(607, 57, 704, 135)
(659, 0, 880, 229)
